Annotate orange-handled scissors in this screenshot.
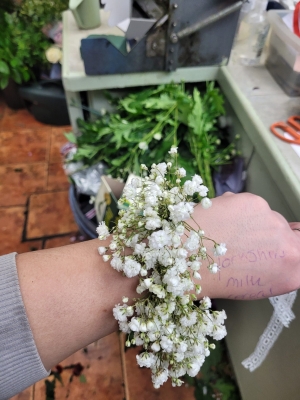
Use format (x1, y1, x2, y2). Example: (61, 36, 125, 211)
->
(270, 116, 300, 145)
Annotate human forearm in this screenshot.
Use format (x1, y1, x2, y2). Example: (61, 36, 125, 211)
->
(16, 239, 139, 370)
(16, 192, 300, 372)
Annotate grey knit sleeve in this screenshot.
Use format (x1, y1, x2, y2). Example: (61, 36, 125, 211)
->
(0, 253, 49, 400)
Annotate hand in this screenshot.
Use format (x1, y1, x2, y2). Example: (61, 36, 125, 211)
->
(191, 192, 300, 300)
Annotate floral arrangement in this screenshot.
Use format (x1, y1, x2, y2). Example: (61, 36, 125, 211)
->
(66, 82, 239, 198)
(97, 148, 227, 388)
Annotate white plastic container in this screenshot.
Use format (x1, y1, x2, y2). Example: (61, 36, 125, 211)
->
(265, 10, 300, 96)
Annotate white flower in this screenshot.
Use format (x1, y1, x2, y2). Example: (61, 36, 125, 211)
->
(172, 234, 181, 248)
(123, 258, 141, 277)
(145, 194, 158, 207)
(136, 352, 156, 368)
(177, 167, 186, 177)
(154, 132, 162, 140)
(190, 261, 201, 271)
(168, 146, 178, 154)
(125, 234, 139, 248)
(98, 246, 106, 255)
(183, 180, 197, 196)
(134, 333, 144, 346)
(168, 202, 194, 223)
(180, 295, 190, 305)
(213, 243, 227, 256)
(151, 341, 161, 352)
(139, 141, 148, 150)
(200, 297, 212, 310)
(208, 263, 219, 274)
(160, 336, 173, 352)
(212, 324, 227, 340)
(198, 185, 209, 197)
(103, 255, 110, 262)
(119, 321, 130, 333)
(145, 217, 162, 230)
(129, 317, 140, 331)
(176, 224, 185, 235)
(109, 241, 117, 250)
(152, 369, 169, 388)
(149, 284, 166, 298)
(176, 248, 188, 258)
(149, 230, 172, 249)
(194, 271, 201, 279)
(184, 231, 200, 251)
(155, 176, 164, 185)
(113, 304, 128, 322)
(110, 256, 123, 272)
(96, 222, 110, 239)
(100, 154, 228, 389)
(155, 162, 167, 176)
(201, 197, 212, 209)
(213, 310, 227, 324)
(192, 174, 203, 185)
(131, 178, 142, 188)
(180, 311, 197, 327)
(123, 185, 137, 200)
(187, 357, 204, 377)
(134, 242, 146, 255)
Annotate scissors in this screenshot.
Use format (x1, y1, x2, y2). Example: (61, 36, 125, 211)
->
(270, 116, 300, 145)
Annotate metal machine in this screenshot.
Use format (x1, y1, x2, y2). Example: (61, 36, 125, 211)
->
(80, 0, 242, 75)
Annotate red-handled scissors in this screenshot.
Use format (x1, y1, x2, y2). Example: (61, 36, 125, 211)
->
(270, 116, 300, 145)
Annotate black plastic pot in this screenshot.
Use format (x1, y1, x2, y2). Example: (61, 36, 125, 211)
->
(2, 78, 25, 110)
(69, 185, 98, 239)
(19, 80, 70, 126)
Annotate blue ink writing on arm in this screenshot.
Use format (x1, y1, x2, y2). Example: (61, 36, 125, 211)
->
(247, 251, 257, 262)
(222, 258, 231, 268)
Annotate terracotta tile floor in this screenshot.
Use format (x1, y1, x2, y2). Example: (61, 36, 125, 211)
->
(1, 101, 196, 400)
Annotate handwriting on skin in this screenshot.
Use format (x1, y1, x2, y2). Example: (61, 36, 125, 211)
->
(226, 275, 264, 288)
(217, 249, 285, 270)
(226, 288, 273, 300)
(213, 249, 283, 300)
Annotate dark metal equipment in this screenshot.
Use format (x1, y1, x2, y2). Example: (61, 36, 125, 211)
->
(80, 0, 242, 75)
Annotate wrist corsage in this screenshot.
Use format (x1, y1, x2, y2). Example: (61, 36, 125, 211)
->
(97, 147, 227, 388)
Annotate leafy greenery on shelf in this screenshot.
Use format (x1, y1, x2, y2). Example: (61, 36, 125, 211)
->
(185, 340, 241, 400)
(0, 0, 68, 89)
(67, 83, 238, 197)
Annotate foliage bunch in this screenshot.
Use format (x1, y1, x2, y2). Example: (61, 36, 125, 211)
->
(68, 82, 238, 197)
(0, 0, 68, 89)
(97, 149, 228, 389)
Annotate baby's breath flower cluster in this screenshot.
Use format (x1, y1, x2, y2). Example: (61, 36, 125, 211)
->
(97, 147, 227, 389)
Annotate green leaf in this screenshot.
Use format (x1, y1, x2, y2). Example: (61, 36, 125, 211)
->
(79, 374, 87, 383)
(0, 75, 9, 89)
(214, 379, 237, 400)
(111, 153, 130, 166)
(194, 386, 205, 400)
(0, 60, 9, 75)
(142, 93, 176, 110)
(65, 132, 77, 144)
(187, 88, 204, 136)
(11, 69, 22, 84)
(45, 379, 56, 400)
(53, 371, 64, 386)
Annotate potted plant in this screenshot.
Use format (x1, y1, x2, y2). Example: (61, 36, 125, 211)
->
(0, 0, 68, 109)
